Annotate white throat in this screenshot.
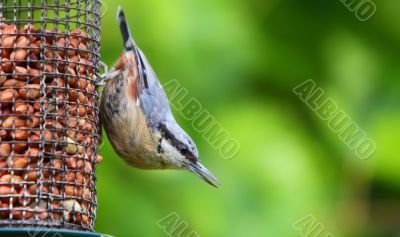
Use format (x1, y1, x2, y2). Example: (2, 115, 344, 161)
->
(160, 139, 186, 169)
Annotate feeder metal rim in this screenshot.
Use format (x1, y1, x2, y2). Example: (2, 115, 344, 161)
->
(0, 228, 112, 237)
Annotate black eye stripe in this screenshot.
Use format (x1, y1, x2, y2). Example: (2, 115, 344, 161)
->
(157, 138, 164, 153)
(158, 123, 196, 163)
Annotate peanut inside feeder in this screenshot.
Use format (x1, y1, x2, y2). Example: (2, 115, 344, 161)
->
(0, 0, 102, 232)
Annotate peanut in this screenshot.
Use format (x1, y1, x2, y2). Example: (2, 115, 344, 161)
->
(0, 185, 12, 195)
(2, 79, 25, 88)
(69, 55, 79, 69)
(0, 89, 19, 103)
(10, 48, 27, 61)
(23, 169, 38, 181)
(53, 159, 63, 170)
(32, 100, 41, 110)
(83, 188, 91, 200)
(71, 29, 88, 44)
(1, 25, 16, 35)
(52, 186, 60, 196)
(67, 172, 76, 182)
(29, 42, 40, 55)
(12, 209, 34, 219)
(0, 49, 11, 60)
(96, 155, 103, 164)
(67, 157, 77, 168)
(19, 84, 41, 99)
(28, 184, 48, 195)
(2, 36, 14, 48)
(16, 36, 28, 47)
(28, 134, 40, 145)
(14, 142, 28, 153)
(76, 159, 84, 169)
(28, 113, 40, 128)
(82, 214, 89, 225)
(11, 156, 28, 169)
(18, 189, 31, 206)
(0, 71, 6, 85)
(0, 143, 11, 157)
(27, 68, 40, 82)
(44, 49, 55, 59)
(1, 116, 26, 128)
(1, 58, 12, 73)
(70, 38, 79, 48)
(0, 203, 10, 217)
(76, 78, 88, 90)
(15, 103, 29, 115)
(15, 66, 28, 80)
(76, 172, 84, 184)
(63, 199, 82, 212)
(84, 161, 92, 172)
(0, 130, 7, 140)
(65, 185, 75, 196)
(22, 24, 37, 33)
(86, 81, 94, 93)
(13, 127, 28, 140)
(69, 105, 86, 117)
(0, 174, 24, 188)
(78, 43, 87, 57)
(66, 117, 78, 128)
(77, 62, 86, 74)
(38, 209, 48, 220)
(56, 37, 66, 49)
(67, 67, 78, 86)
(69, 90, 78, 101)
(0, 162, 7, 176)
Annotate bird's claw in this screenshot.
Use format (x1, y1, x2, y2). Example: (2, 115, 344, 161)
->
(95, 80, 106, 87)
(99, 70, 121, 85)
(95, 61, 110, 86)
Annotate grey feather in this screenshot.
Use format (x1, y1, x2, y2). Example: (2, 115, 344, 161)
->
(136, 50, 199, 158)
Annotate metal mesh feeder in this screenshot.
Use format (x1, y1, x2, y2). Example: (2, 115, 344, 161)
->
(0, 0, 103, 234)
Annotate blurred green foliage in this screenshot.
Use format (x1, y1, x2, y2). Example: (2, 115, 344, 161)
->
(96, 0, 400, 236)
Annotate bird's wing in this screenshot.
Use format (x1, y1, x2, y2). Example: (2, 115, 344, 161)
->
(117, 6, 177, 133)
(136, 50, 175, 132)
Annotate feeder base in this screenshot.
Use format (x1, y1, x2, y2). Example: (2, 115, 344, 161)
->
(0, 228, 111, 237)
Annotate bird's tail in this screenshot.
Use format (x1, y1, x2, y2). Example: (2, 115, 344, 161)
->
(117, 6, 136, 51)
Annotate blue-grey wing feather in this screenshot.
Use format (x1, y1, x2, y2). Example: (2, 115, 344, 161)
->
(136, 50, 174, 131)
(136, 50, 199, 158)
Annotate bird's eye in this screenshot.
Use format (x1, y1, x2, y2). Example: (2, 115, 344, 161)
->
(180, 147, 189, 155)
(179, 146, 197, 163)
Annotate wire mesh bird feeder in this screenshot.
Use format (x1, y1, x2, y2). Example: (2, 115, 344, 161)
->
(0, 0, 102, 234)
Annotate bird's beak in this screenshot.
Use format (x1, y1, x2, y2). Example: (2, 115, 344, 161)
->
(188, 162, 221, 188)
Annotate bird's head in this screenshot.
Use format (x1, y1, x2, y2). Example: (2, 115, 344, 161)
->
(157, 123, 220, 188)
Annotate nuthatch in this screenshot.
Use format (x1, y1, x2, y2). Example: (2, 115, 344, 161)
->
(99, 7, 220, 187)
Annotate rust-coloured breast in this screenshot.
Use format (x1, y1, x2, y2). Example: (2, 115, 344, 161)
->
(130, 75, 138, 100)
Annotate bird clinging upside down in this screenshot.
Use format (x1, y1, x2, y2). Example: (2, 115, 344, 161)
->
(99, 6, 220, 187)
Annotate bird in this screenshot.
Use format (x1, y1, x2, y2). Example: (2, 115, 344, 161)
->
(99, 6, 220, 187)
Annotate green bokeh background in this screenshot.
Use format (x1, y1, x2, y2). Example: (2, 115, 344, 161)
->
(96, 1, 400, 236)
